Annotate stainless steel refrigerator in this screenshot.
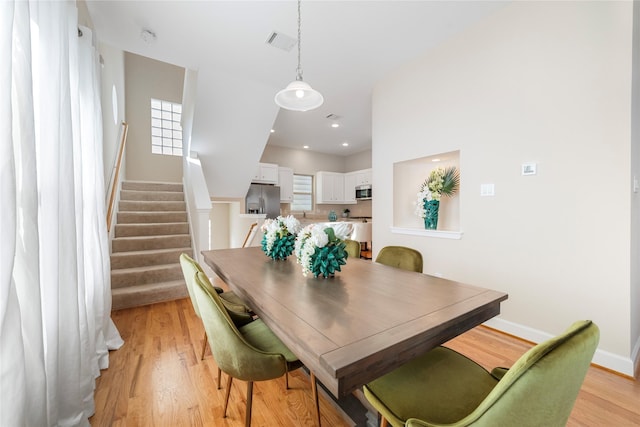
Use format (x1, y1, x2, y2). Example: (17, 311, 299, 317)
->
(245, 184, 281, 218)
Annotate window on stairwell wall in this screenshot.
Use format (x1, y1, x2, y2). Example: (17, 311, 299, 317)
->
(150, 98, 183, 156)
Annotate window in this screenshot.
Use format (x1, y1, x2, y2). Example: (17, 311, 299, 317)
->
(151, 98, 183, 156)
(291, 174, 313, 212)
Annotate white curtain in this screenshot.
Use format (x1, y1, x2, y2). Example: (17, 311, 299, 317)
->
(1, 1, 123, 425)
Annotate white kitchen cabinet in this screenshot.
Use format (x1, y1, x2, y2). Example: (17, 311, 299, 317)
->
(343, 172, 357, 203)
(278, 167, 294, 202)
(355, 168, 372, 186)
(316, 171, 345, 204)
(252, 162, 278, 184)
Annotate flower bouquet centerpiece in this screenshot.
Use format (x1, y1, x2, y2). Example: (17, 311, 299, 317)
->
(415, 166, 460, 230)
(260, 215, 301, 260)
(294, 223, 351, 278)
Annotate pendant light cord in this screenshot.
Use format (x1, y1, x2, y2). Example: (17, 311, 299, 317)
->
(296, 0, 303, 81)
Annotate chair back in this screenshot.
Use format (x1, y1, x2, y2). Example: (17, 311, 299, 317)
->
(180, 253, 220, 318)
(191, 271, 288, 382)
(410, 320, 600, 427)
(344, 239, 361, 259)
(375, 246, 423, 273)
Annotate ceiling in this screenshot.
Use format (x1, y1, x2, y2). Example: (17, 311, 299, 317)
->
(86, 1, 506, 197)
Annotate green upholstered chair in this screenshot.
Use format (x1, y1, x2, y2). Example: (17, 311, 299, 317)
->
(344, 239, 361, 259)
(193, 271, 319, 427)
(179, 253, 254, 388)
(180, 253, 253, 322)
(363, 320, 599, 427)
(375, 246, 423, 273)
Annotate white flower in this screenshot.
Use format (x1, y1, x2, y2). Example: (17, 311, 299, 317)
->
(415, 189, 434, 219)
(294, 223, 346, 277)
(261, 215, 301, 256)
(260, 218, 274, 233)
(283, 215, 301, 235)
(311, 226, 329, 248)
(330, 222, 353, 240)
(294, 224, 316, 276)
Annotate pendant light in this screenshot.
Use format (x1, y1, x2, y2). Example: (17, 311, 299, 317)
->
(275, 0, 324, 111)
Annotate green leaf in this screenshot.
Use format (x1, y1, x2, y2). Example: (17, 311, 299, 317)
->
(440, 166, 460, 197)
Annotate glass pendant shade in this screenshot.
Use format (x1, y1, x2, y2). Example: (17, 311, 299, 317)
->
(275, 0, 323, 112)
(275, 79, 324, 112)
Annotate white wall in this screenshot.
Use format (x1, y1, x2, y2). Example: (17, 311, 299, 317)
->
(345, 149, 372, 172)
(373, 1, 636, 374)
(99, 43, 126, 188)
(261, 145, 347, 174)
(262, 145, 372, 174)
(631, 1, 640, 376)
(124, 52, 184, 182)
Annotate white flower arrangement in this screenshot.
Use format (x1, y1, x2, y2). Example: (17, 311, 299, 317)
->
(414, 188, 433, 219)
(260, 215, 301, 260)
(414, 166, 460, 219)
(294, 223, 351, 277)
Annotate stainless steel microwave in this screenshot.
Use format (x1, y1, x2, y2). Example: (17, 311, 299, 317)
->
(355, 184, 372, 200)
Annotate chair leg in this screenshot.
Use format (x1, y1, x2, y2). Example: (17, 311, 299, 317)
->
(245, 381, 254, 427)
(310, 372, 321, 427)
(217, 367, 222, 390)
(200, 330, 208, 360)
(285, 370, 289, 389)
(223, 374, 233, 418)
(380, 417, 388, 427)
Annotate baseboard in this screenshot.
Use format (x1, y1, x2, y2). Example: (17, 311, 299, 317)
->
(483, 317, 636, 378)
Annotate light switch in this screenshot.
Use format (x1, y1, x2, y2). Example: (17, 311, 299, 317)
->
(481, 184, 495, 196)
(634, 176, 639, 193)
(522, 162, 537, 175)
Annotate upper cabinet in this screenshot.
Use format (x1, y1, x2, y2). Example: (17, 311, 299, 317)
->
(316, 172, 345, 204)
(252, 162, 278, 184)
(355, 169, 372, 186)
(317, 168, 372, 204)
(278, 167, 294, 202)
(343, 173, 357, 203)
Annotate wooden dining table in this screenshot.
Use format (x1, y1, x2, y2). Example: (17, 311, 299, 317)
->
(202, 246, 508, 399)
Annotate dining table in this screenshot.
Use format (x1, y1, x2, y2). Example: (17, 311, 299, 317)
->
(201, 246, 508, 400)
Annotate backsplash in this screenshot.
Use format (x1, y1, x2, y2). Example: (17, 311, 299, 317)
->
(280, 199, 372, 221)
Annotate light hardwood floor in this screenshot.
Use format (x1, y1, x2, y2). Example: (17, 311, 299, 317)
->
(91, 290, 640, 426)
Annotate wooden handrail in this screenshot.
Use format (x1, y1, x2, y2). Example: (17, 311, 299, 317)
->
(242, 222, 258, 248)
(106, 121, 128, 232)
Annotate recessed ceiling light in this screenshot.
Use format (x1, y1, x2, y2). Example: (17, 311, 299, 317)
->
(432, 158, 441, 162)
(270, 129, 275, 133)
(342, 142, 349, 147)
(331, 123, 340, 128)
(303, 145, 309, 149)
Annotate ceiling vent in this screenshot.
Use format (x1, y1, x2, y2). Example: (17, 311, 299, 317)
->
(266, 31, 297, 52)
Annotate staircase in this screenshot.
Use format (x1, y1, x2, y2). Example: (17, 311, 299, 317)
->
(110, 181, 192, 310)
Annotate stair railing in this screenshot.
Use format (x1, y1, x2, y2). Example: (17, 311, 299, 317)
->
(242, 222, 258, 248)
(106, 121, 128, 233)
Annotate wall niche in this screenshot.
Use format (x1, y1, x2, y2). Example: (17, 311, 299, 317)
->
(392, 150, 461, 239)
